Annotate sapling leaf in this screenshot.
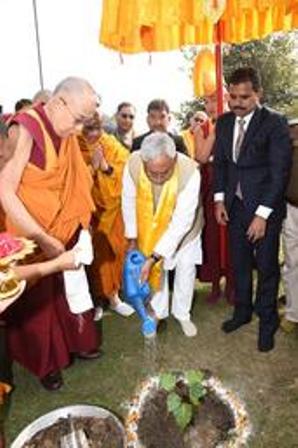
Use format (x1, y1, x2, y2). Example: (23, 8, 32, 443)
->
(173, 403, 192, 430)
(186, 369, 204, 385)
(167, 392, 182, 413)
(189, 382, 206, 405)
(160, 373, 176, 392)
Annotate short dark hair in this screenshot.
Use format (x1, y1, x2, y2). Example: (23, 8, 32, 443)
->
(0, 122, 8, 138)
(14, 98, 32, 112)
(147, 99, 170, 114)
(228, 67, 261, 92)
(117, 102, 135, 114)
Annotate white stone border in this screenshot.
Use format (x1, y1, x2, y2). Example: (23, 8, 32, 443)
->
(125, 374, 252, 448)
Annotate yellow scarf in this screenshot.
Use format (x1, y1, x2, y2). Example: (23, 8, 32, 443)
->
(181, 129, 195, 159)
(136, 163, 178, 290)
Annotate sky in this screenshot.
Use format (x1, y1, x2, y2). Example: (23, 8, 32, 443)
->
(0, 0, 194, 132)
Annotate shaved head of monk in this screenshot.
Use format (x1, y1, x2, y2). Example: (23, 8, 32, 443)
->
(44, 77, 99, 138)
(0, 122, 14, 171)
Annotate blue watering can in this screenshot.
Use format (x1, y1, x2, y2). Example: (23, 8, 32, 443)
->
(122, 250, 157, 337)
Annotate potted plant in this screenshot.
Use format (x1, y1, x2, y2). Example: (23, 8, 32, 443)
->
(126, 370, 251, 448)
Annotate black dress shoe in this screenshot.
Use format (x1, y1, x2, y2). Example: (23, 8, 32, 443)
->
(222, 317, 251, 333)
(258, 319, 279, 352)
(258, 333, 275, 352)
(40, 371, 63, 391)
(76, 349, 103, 360)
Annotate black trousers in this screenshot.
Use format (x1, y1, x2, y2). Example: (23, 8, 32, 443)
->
(228, 198, 281, 326)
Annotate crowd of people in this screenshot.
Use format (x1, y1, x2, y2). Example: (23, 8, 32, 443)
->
(0, 66, 297, 446)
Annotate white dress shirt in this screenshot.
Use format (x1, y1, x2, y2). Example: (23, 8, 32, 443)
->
(122, 163, 202, 268)
(214, 109, 272, 219)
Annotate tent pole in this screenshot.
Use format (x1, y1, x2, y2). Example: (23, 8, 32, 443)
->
(215, 20, 227, 270)
(32, 0, 44, 90)
(215, 21, 224, 115)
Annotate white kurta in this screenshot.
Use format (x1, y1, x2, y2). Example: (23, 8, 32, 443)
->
(122, 164, 202, 321)
(122, 165, 202, 265)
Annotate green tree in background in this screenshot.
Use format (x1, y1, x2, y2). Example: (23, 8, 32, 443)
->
(176, 31, 298, 129)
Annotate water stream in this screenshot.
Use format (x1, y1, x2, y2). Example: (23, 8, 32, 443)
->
(143, 335, 159, 377)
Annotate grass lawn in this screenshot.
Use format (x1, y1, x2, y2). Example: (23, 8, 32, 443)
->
(5, 285, 298, 447)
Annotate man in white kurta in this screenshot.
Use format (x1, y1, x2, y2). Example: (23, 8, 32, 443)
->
(122, 132, 202, 337)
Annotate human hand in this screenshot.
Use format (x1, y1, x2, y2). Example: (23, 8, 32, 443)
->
(140, 257, 155, 284)
(39, 235, 65, 259)
(246, 216, 267, 243)
(56, 250, 78, 271)
(127, 239, 137, 252)
(215, 202, 229, 226)
(92, 145, 108, 172)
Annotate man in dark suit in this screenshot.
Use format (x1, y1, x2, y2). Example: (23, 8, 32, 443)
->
(214, 67, 291, 352)
(132, 99, 187, 154)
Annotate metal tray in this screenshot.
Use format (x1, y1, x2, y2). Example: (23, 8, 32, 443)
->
(11, 404, 126, 448)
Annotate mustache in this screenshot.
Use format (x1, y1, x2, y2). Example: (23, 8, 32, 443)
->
(232, 106, 246, 111)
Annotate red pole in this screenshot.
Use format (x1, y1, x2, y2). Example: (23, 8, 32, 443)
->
(215, 21, 224, 115)
(214, 20, 227, 270)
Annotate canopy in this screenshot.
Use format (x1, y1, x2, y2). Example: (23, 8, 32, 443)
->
(100, 0, 298, 54)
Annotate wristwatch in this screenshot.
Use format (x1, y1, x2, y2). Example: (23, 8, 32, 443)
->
(102, 165, 114, 175)
(149, 253, 162, 263)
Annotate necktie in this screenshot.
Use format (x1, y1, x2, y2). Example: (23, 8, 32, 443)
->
(234, 118, 245, 161)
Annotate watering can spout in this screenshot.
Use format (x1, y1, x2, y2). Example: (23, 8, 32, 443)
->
(122, 250, 157, 337)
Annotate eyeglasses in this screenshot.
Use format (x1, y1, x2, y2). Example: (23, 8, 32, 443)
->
(59, 97, 96, 126)
(120, 113, 135, 120)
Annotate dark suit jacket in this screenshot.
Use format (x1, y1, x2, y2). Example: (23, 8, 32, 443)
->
(214, 106, 292, 218)
(132, 130, 187, 154)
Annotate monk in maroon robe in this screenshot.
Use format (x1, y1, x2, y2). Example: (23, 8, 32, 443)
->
(195, 90, 235, 305)
(0, 78, 101, 391)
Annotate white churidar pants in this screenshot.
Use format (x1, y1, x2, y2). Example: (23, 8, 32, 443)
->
(282, 203, 298, 322)
(150, 235, 201, 321)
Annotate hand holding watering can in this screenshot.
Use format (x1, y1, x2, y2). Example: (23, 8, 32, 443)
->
(122, 250, 157, 338)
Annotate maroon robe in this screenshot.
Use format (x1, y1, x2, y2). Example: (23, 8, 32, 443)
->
(198, 162, 235, 291)
(4, 106, 100, 379)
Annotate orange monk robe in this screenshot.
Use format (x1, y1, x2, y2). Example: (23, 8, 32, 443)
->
(78, 133, 129, 299)
(6, 132, 94, 245)
(4, 108, 98, 380)
(181, 129, 195, 159)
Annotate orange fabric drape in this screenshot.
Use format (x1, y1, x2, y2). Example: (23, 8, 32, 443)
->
(100, 0, 298, 53)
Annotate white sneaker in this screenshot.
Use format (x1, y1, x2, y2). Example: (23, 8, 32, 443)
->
(94, 306, 103, 321)
(110, 298, 135, 317)
(177, 319, 197, 337)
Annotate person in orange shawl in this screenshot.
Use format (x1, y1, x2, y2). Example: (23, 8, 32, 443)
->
(0, 121, 84, 446)
(78, 114, 134, 316)
(0, 77, 101, 391)
(181, 110, 209, 159)
(194, 87, 236, 305)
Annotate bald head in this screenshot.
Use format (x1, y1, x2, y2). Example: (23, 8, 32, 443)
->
(32, 89, 52, 105)
(0, 122, 14, 170)
(54, 77, 95, 98)
(45, 77, 99, 138)
(204, 86, 229, 121)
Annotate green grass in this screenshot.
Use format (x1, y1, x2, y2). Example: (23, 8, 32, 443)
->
(5, 285, 298, 447)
